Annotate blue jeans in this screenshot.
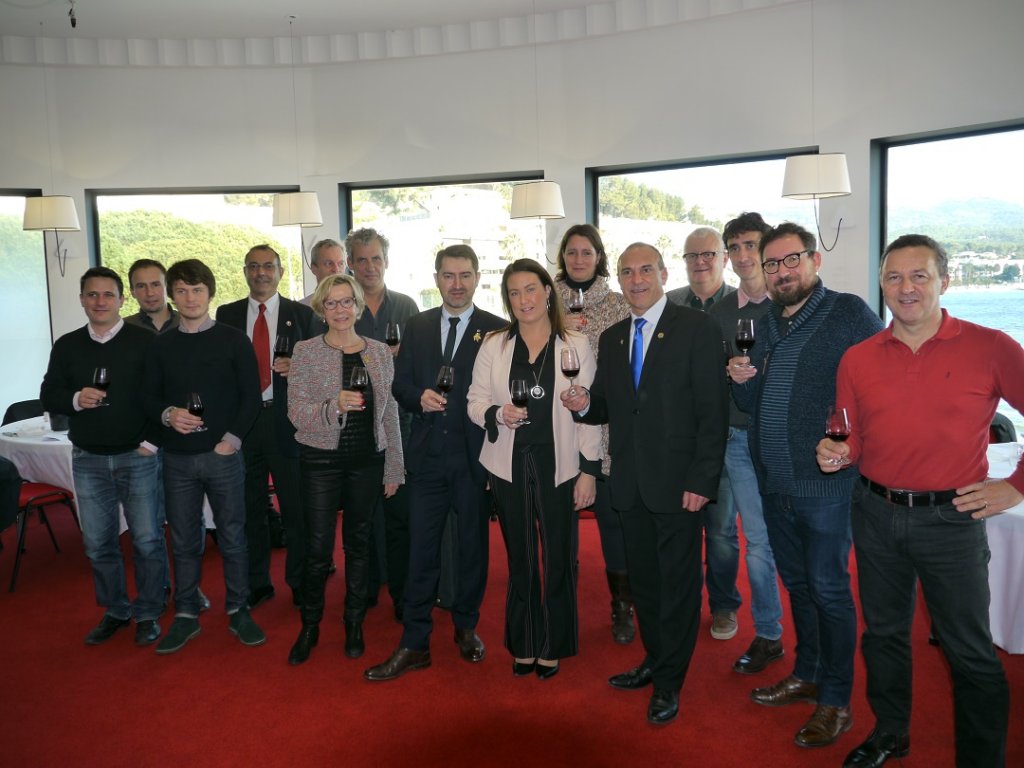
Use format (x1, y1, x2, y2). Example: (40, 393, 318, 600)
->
(72, 447, 167, 622)
(852, 481, 1008, 766)
(762, 493, 856, 707)
(704, 428, 783, 639)
(163, 450, 249, 615)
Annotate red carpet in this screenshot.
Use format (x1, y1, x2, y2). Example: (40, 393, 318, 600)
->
(1, 507, 1021, 767)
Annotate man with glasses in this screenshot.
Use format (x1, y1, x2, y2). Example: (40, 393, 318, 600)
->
(731, 222, 882, 750)
(667, 227, 733, 310)
(301, 238, 346, 306)
(706, 212, 787, 673)
(216, 245, 317, 611)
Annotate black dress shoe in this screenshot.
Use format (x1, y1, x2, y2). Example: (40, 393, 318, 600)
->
(535, 661, 560, 680)
(843, 728, 909, 767)
(364, 648, 432, 681)
(454, 628, 486, 662)
(134, 620, 161, 646)
(512, 659, 536, 676)
(647, 689, 680, 725)
(248, 585, 276, 610)
(344, 621, 364, 659)
(733, 636, 785, 674)
(85, 615, 131, 645)
(288, 624, 320, 666)
(608, 664, 654, 690)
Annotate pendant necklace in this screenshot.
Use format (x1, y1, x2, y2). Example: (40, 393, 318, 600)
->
(528, 336, 551, 400)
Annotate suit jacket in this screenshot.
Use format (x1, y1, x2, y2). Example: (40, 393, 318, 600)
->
(581, 300, 729, 513)
(392, 306, 505, 485)
(215, 295, 317, 457)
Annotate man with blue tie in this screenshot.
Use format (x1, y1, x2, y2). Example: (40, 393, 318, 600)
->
(364, 245, 505, 681)
(562, 242, 729, 724)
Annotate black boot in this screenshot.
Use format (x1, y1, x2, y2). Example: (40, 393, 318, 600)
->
(288, 623, 319, 666)
(344, 621, 365, 659)
(607, 570, 636, 645)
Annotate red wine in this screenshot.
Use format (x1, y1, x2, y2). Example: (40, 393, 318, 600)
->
(561, 366, 580, 379)
(568, 306, 583, 315)
(350, 383, 367, 393)
(437, 382, 453, 395)
(188, 404, 205, 417)
(826, 431, 849, 442)
(274, 350, 292, 359)
(735, 337, 754, 354)
(385, 334, 400, 346)
(511, 394, 528, 408)
(94, 381, 111, 392)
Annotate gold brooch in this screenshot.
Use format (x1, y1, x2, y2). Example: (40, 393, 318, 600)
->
(657, 332, 664, 339)
(473, 331, 481, 343)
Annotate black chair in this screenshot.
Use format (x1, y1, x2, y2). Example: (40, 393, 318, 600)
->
(7, 480, 78, 592)
(2, 399, 43, 426)
(989, 412, 1018, 444)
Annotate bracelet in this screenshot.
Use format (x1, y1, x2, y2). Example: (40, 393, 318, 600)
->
(161, 406, 174, 427)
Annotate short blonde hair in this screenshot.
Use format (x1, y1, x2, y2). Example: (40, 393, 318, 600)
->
(311, 273, 365, 319)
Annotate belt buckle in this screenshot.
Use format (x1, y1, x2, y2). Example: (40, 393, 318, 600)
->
(888, 489, 911, 507)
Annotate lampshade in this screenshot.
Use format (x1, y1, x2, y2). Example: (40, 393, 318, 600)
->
(781, 154, 852, 200)
(273, 191, 323, 227)
(23, 195, 81, 231)
(510, 181, 565, 220)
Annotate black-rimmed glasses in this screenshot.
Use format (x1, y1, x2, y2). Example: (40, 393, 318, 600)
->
(682, 251, 722, 262)
(761, 250, 810, 274)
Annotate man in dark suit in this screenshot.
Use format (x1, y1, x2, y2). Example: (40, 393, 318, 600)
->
(215, 244, 317, 609)
(562, 242, 729, 725)
(364, 244, 504, 681)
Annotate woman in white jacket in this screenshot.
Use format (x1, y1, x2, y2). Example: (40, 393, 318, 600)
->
(468, 259, 601, 679)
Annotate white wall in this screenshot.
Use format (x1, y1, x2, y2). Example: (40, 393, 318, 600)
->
(1, 0, 1022, 338)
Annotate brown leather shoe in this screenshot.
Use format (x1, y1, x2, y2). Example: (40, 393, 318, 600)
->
(733, 636, 784, 674)
(363, 648, 432, 682)
(454, 628, 486, 662)
(795, 704, 853, 748)
(750, 674, 818, 707)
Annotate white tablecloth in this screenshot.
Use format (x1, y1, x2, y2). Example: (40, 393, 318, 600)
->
(0, 416, 214, 531)
(986, 442, 1024, 654)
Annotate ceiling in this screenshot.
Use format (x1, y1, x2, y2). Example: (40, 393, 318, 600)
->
(0, 0, 597, 40)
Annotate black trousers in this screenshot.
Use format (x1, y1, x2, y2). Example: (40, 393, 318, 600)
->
(619, 495, 702, 692)
(298, 446, 383, 625)
(242, 407, 304, 594)
(366, 481, 410, 606)
(399, 448, 490, 650)
(490, 443, 578, 660)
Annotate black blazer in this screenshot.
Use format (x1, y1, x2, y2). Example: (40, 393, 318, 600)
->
(215, 295, 317, 457)
(392, 305, 505, 484)
(581, 300, 729, 513)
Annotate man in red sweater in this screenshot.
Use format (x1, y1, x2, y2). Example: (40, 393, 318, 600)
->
(817, 234, 1023, 768)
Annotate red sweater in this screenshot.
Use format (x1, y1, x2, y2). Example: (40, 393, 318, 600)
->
(837, 311, 1024, 494)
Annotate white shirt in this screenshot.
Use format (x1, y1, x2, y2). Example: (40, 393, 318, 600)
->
(246, 292, 280, 401)
(440, 305, 476, 358)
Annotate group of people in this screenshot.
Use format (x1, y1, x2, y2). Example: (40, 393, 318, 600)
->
(37, 214, 1021, 767)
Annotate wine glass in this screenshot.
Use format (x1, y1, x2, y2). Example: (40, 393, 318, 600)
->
(560, 347, 581, 395)
(825, 406, 851, 465)
(435, 365, 455, 405)
(92, 367, 111, 406)
(385, 322, 402, 348)
(273, 334, 292, 360)
(509, 379, 531, 426)
(567, 288, 585, 314)
(735, 318, 755, 367)
(187, 392, 207, 432)
(349, 367, 369, 410)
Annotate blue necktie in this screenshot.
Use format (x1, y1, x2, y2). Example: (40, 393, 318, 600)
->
(631, 317, 647, 391)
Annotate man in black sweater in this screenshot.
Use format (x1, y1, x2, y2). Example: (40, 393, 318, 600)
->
(142, 258, 264, 654)
(41, 267, 169, 647)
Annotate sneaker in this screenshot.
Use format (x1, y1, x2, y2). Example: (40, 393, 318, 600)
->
(155, 616, 201, 655)
(229, 608, 267, 647)
(711, 610, 738, 640)
(84, 615, 131, 645)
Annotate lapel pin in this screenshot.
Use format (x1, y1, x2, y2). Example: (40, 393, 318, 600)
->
(657, 332, 664, 339)
(286, 320, 292, 327)
(473, 331, 481, 343)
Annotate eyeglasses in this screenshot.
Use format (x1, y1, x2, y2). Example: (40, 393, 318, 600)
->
(245, 261, 279, 273)
(682, 251, 722, 263)
(322, 297, 356, 310)
(761, 250, 811, 274)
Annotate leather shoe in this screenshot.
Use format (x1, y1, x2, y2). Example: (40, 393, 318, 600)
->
(751, 674, 818, 707)
(364, 647, 432, 681)
(198, 588, 211, 613)
(288, 624, 320, 666)
(344, 621, 364, 659)
(134, 620, 161, 646)
(535, 660, 559, 680)
(647, 688, 680, 725)
(843, 728, 909, 767)
(454, 628, 486, 662)
(512, 659, 536, 676)
(608, 664, 654, 690)
(733, 636, 785, 674)
(795, 704, 853, 748)
(247, 585, 275, 610)
(85, 615, 131, 645)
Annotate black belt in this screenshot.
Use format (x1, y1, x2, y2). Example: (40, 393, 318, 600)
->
(860, 476, 957, 508)
(260, 399, 275, 409)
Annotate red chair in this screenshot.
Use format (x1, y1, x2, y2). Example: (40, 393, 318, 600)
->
(8, 482, 78, 592)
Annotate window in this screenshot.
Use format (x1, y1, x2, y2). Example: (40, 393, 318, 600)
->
(94, 191, 306, 316)
(0, 194, 52, 412)
(346, 179, 549, 317)
(593, 157, 816, 291)
(883, 126, 1024, 434)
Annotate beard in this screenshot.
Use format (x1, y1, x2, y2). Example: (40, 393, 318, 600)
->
(769, 275, 815, 308)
